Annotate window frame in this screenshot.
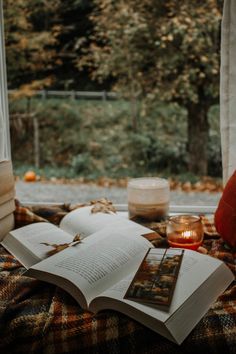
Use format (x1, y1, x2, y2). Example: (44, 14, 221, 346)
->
(0, 0, 11, 160)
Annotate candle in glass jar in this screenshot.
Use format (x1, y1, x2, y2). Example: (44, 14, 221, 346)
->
(127, 177, 170, 222)
(166, 215, 204, 250)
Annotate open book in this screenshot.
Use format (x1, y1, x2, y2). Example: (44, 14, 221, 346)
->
(1, 206, 234, 345)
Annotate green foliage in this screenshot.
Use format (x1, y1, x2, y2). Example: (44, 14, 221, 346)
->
(207, 105, 222, 176)
(174, 172, 200, 184)
(80, 0, 222, 174)
(10, 98, 222, 179)
(72, 153, 92, 175)
(126, 103, 188, 174)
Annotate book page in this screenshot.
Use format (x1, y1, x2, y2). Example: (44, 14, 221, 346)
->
(1, 222, 74, 268)
(90, 249, 225, 319)
(89, 273, 176, 343)
(90, 273, 172, 323)
(26, 225, 153, 308)
(59, 206, 151, 238)
(89, 250, 233, 344)
(59, 206, 119, 237)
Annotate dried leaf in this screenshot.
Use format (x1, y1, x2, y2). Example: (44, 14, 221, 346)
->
(90, 198, 116, 214)
(45, 243, 70, 256)
(73, 233, 81, 242)
(90, 197, 112, 205)
(41, 237, 82, 257)
(91, 203, 116, 214)
(41, 242, 60, 247)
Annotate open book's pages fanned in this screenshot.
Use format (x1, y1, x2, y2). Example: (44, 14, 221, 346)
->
(1, 205, 234, 344)
(26, 226, 153, 309)
(1, 206, 151, 268)
(88, 249, 234, 344)
(59, 205, 151, 239)
(25, 244, 234, 345)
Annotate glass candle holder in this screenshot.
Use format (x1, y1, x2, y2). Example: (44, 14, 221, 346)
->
(127, 177, 170, 222)
(166, 215, 204, 250)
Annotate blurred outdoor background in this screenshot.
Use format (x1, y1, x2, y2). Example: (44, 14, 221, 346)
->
(3, 1, 224, 202)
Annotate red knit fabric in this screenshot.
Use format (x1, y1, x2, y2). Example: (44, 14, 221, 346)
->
(215, 170, 236, 248)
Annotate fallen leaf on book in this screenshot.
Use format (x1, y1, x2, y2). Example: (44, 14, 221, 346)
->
(73, 233, 82, 242)
(66, 198, 116, 214)
(41, 233, 82, 256)
(90, 198, 116, 214)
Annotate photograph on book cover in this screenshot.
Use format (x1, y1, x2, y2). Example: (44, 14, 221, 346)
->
(124, 248, 184, 306)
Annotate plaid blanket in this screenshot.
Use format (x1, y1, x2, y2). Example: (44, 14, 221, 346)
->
(0, 201, 235, 354)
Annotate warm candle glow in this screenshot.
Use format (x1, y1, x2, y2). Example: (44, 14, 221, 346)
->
(166, 215, 204, 251)
(182, 230, 193, 239)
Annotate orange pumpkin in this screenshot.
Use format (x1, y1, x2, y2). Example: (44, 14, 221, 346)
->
(214, 170, 236, 248)
(24, 170, 37, 182)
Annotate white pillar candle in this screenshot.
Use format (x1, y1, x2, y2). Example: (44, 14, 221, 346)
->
(127, 177, 170, 222)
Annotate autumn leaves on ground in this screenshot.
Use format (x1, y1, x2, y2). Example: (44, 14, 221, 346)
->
(21, 170, 223, 194)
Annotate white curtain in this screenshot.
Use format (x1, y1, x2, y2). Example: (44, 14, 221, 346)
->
(0, 0, 11, 160)
(220, 0, 236, 185)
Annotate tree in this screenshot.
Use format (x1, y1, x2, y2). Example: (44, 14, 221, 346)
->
(3, 0, 61, 92)
(4, 0, 99, 91)
(81, 0, 223, 175)
(53, 0, 95, 90)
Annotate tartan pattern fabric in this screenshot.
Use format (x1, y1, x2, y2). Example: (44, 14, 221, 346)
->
(0, 201, 235, 354)
(14, 199, 69, 226)
(200, 214, 220, 238)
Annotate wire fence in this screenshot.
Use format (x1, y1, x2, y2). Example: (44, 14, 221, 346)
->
(8, 89, 119, 101)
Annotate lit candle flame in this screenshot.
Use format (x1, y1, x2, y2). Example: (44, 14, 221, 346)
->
(182, 230, 193, 239)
